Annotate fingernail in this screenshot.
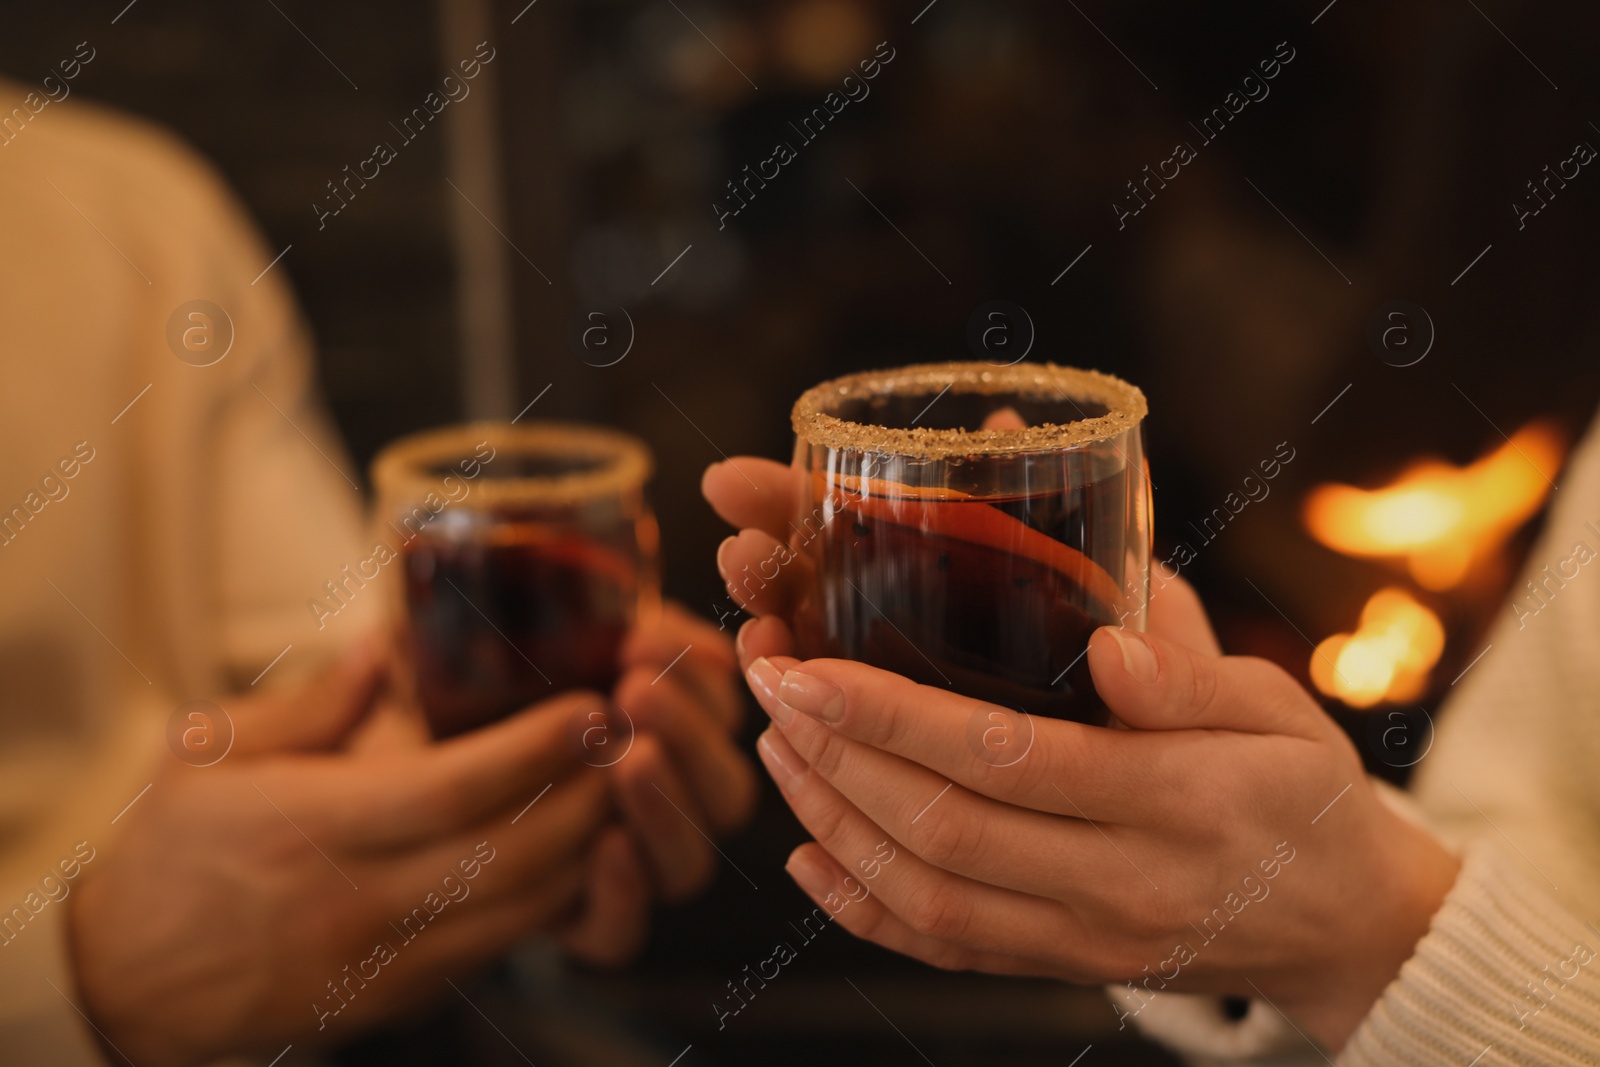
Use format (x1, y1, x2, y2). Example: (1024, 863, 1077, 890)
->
(757, 728, 808, 795)
(785, 849, 832, 901)
(1107, 627, 1160, 685)
(716, 535, 738, 574)
(778, 669, 844, 723)
(747, 656, 795, 724)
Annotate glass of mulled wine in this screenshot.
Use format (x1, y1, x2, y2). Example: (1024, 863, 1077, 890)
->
(371, 422, 658, 739)
(789, 362, 1150, 725)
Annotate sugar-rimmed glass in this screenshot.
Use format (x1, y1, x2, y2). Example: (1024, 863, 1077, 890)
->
(789, 362, 1150, 724)
(372, 421, 657, 738)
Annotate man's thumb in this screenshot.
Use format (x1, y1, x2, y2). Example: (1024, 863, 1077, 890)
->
(1086, 626, 1317, 737)
(228, 634, 389, 756)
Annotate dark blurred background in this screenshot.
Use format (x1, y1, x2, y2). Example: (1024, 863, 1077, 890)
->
(8, 1, 1600, 1063)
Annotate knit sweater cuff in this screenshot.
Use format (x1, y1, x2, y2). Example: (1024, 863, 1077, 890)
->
(1340, 841, 1600, 1065)
(1104, 983, 1311, 1064)
(1110, 840, 1600, 1065)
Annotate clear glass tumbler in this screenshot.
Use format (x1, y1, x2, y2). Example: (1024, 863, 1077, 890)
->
(789, 362, 1150, 724)
(372, 421, 658, 738)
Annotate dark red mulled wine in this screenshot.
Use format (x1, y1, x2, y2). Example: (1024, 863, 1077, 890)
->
(793, 476, 1131, 723)
(790, 362, 1150, 725)
(373, 422, 656, 739)
(401, 517, 642, 738)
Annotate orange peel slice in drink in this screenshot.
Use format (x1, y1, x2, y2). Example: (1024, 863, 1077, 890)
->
(812, 470, 1128, 616)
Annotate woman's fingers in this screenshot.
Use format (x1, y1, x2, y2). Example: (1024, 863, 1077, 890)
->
(701, 457, 801, 541)
(744, 656, 1179, 824)
(754, 727, 1091, 968)
(783, 842, 1063, 980)
(736, 615, 796, 673)
(979, 407, 1027, 431)
(1087, 627, 1326, 738)
(717, 528, 812, 617)
(748, 660, 1143, 900)
(1144, 574, 1222, 656)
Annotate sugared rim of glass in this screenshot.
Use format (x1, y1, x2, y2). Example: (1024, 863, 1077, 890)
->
(791, 361, 1147, 458)
(371, 420, 652, 507)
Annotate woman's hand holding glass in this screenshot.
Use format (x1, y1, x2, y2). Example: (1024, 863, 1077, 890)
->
(704, 456, 1460, 1051)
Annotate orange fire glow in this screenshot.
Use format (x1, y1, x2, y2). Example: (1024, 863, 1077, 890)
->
(1302, 423, 1563, 591)
(1310, 588, 1445, 708)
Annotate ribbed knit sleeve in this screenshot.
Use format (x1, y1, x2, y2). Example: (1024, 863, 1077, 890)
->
(1111, 841, 1600, 1067)
(1340, 842, 1600, 1066)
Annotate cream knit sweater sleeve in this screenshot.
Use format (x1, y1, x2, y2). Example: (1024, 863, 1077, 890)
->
(0, 85, 376, 1064)
(1120, 408, 1600, 1065)
(1340, 841, 1600, 1064)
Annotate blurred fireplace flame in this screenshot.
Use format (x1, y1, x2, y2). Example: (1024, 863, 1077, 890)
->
(1302, 422, 1564, 591)
(1303, 422, 1563, 707)
(1310, 588, 1444, 707)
